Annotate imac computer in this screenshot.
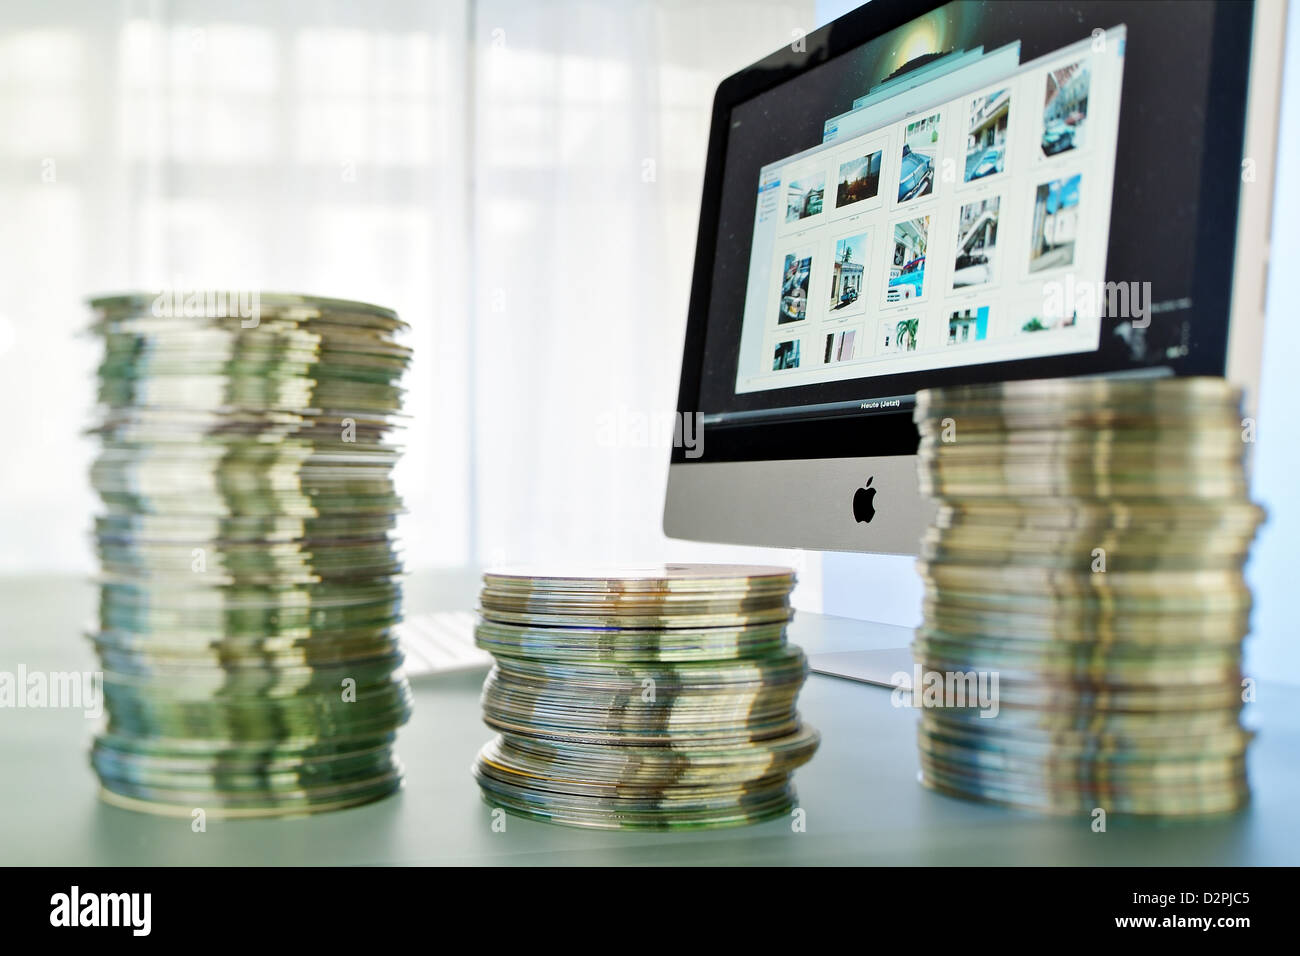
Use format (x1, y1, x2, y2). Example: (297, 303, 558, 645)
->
(664, 0, 1284, 562)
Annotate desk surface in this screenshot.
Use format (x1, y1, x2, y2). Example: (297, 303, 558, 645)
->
(2, 574, 1298, 866)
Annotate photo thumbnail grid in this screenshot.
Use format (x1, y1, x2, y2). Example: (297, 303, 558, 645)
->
(741, 28, 1123, 392)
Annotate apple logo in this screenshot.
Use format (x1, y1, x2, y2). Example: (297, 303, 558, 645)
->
(853, 477, 878, 524)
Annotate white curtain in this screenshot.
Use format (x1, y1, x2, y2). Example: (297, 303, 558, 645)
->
(0, 0, 819, 602)
(0, 0, 471, 573)
(471, 0, 821, 605)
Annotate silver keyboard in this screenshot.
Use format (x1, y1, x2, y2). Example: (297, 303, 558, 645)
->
(397, 610, 492, 677)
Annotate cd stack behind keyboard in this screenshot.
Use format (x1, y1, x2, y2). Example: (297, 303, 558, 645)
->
(472, 565, 819, 829)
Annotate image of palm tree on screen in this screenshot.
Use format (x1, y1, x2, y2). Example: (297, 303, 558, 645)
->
(895, 316, 919, 351)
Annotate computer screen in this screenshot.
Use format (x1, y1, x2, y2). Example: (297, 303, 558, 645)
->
(735, 28, 1123, 397)
(666, 0, 1274, 553)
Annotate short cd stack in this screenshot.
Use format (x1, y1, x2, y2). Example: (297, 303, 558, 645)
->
(472, 565, 819, 829)
(912, 376, 1264, 817)
(87, 292, 413, 817)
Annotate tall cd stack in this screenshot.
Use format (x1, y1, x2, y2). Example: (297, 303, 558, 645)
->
(911, 377, 1264, 818)
(86, 293, 413, 817)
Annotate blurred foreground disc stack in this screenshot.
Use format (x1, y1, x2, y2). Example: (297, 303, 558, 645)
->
(472, 565, 819, 829)
(86, 292, 413, 817)
(912, 377, 1264, 817)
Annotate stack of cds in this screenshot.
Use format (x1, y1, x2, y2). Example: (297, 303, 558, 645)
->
(912, 377, 1264, 817)
(472, 565, 819, 829)
(86, 292, 413, 817)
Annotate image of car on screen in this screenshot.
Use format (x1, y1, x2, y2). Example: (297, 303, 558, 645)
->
(887, 216, 928, 303)
(964, 89, 1009, 181)
(897, 145, 934, 202)
(778, 251, 812, 323)
(967, 144, 1004, 180)
(1041, 121, 1075, 155)
(897, 113, 939, 202)
(886, 256, 926, 302)
(952, 252, 990, 287)
(1041, 61, 1089, 156)
(828, 233, 867, 311)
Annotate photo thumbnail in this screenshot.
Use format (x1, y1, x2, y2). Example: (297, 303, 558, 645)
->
(898, 113, 939, 203)
(879, 315, 919, 353)
(1019, 310, 1078, 333)
(836, 150, 882, 207)
(953, 197, 999, 289)
(1042, 61, 1089, 156)
(772, 338, 801, 370)
(824, 328, 858, 363)
(965, 88, 1010, 181)
(887, 216, 929, 304)
(828, 232, 868, 312)
(947, 306, 989, 345)
(785, 173, 826, 222)
(778, 249, 813, 324)
(1029, 174, 1081, 274)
